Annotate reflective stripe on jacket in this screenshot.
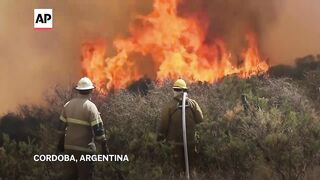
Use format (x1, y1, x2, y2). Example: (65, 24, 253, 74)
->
(60, 94, 105, 153)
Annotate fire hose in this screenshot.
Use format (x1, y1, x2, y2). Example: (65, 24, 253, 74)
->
(182, 92, 190, 180)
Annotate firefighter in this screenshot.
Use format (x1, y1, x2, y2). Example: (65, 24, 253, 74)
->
(57, 77, 108, 180)
(157, 79, 204, 172)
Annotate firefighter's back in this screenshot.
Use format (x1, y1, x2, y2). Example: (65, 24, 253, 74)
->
(166, 98, 201, 145)
(62, 95, 96, 153)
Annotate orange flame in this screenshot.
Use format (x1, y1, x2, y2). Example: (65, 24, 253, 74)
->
(81, 0, 269, 93)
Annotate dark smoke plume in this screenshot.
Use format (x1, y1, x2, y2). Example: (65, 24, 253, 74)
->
(178, 0, 283, 57)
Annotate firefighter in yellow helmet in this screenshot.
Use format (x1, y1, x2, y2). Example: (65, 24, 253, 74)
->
(157, 79, 204, 171)
(57, 77, 108, 180)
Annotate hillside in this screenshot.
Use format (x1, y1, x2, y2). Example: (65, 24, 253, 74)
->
(1, 55, 320, 179)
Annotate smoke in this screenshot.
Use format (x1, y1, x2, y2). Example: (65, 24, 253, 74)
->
(0, 0, 152, 114)
(178, 0, 283, 58)
(0, 0, 319, 114)
(263, 0, 320, 65)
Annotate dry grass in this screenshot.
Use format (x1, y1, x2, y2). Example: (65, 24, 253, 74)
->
(1, 75, 320, 179)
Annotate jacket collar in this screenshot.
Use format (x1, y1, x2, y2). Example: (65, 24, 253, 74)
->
(78, 94, 90, 99)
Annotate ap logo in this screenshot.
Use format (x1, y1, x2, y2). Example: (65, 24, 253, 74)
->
(34, 9, 53, 30)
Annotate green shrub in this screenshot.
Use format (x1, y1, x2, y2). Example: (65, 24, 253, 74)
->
(1, 76, 320, 179)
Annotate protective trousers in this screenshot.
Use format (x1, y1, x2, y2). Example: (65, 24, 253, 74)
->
(172, 144, 196, 172)
(62, 150, 94, 180)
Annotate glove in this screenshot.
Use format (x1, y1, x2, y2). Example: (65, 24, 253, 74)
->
(101, 140, 109, 154)
(88, 142, 97, 152)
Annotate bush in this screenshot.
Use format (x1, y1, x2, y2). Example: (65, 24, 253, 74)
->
(1, 76, 320, 179)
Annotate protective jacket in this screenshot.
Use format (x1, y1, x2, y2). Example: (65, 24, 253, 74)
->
(157, 96, 203, 145)
(60, 94, 105, 153)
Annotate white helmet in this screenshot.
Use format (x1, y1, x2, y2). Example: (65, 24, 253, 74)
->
(75, 77, 95, 90)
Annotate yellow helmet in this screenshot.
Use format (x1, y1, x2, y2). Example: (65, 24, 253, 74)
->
(173, 79, 188, 90)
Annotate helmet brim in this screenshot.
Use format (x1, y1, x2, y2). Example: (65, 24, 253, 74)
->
(75, 86, 95, 90)
(173, 87, 188, 90)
